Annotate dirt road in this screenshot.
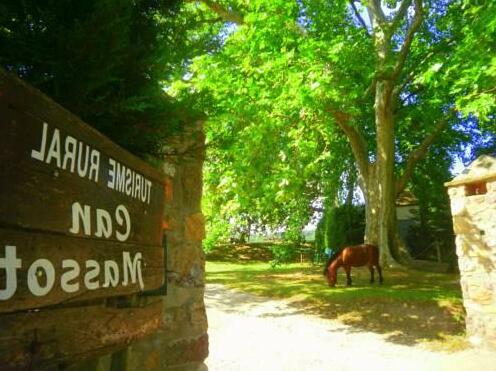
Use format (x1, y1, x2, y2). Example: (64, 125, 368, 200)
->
(205, 284, 496, 371)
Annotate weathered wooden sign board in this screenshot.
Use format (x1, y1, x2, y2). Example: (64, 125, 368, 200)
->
(0, 69, 167, 369)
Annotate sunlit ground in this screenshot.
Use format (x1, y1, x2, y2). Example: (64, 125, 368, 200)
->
(206, 261, 467, 351)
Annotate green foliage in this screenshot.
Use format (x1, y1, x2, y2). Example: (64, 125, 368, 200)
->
(0, 0, 217, 156)
(203, 217, 231, 253)
(192, 0, 365, 239)
(315, 205, 365, 251)
(187, 0, 493, 259)
(408, 150, 456, 264)
(445, 0, 496, 124)
(269, 244, 298, 268)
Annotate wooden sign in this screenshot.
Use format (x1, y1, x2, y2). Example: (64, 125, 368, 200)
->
(0, 69, 167, 367)
(0, 301, 163, 370)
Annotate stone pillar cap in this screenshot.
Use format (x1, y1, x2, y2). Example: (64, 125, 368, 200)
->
(445, 155, 496, 187)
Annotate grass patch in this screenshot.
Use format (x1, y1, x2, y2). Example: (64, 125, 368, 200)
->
(206, 261, 467, 351)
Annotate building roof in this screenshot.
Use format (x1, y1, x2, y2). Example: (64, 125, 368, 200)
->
(445, 155, 496, 187)
(396, 190, 419, 206)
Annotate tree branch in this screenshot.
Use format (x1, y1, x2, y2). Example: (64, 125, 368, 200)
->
(349, 1, 370, 34)
(395, 112, 451, 195)
(390, 0, 413, 34)
(196, 0, 244, 25)
(393, 37, 456, 97)
(391, 0, 423, 81)
(366, 0, 387, 29)
(364, 78, 377, 99)
(329, 109, 370, 181)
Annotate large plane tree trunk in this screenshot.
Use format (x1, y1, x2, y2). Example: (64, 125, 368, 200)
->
(332, 1, 437, 266)
(374, 80, 398, 265)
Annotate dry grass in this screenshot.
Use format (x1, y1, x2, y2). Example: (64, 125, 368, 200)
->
(206, 261, 467, 351)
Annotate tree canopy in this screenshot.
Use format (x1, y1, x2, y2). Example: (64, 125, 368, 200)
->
(182, 0, 495, 263)
(0, 0, 222, 156)
(2, 0, 494, 263)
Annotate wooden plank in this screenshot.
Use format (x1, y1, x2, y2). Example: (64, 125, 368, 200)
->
(0, 68, 165, 184)
(0, 301, 163, 370)
(0, 68, 168, 364)
(0, 227, 164, 314)
(0, 99, 165, 246)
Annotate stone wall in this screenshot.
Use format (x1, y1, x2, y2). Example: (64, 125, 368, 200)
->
(446, 155, 496, 349)
(128, 120, 208, 370)
(72, 121, 208, 371)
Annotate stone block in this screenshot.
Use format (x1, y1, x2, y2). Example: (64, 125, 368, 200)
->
(486, 317, 496, 337)
(458, 256, 478, 273)
(168, 243, 200, 272)
(467, 283, 493, 304)
(190, 302, 208, 330)
(487, 181, 496, 192)
(453, 215, 479, 234)
(447, 186, 465, 199)
(163, 162, 176, 177)
(163, 286, 205, 309)
(185, 213, 206, 242)
(455, 235, 472, 257)
(459, 276, 469, 298)
(165, 178, 174, 202)
(455, 234, 489, 258)
(447, 156, 496, 350)
(483, 233, 496, 248)
(144, 350, 161, 370)
(466, 195, 488, 212)
(165, 362, 208, 371)
(157, 305, 208, 343)
(466, 312, 486, 338)
(165, 217, 180, 233)
(163, 334, 209, 367)
(160, 300, 207, 341)
(449, 195, 467, 216)
(116, 119, 207, 370)
(182, 164, 204, 209)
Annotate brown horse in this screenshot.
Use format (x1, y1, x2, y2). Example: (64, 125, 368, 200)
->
(325, 244, 383, 287)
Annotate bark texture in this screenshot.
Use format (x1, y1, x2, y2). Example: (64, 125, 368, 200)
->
(336, 0, 427, 265)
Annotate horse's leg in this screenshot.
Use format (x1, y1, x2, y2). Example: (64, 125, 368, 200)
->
(376, 264, 383, 284)
(345, 265, 352, 286)
(369, 264, 374, 284)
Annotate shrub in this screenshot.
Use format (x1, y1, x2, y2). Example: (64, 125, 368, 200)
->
(315, 204, 365, 251)
(269, 244, 298, 268)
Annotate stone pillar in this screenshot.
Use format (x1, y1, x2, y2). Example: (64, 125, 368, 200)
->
(446, 155, 496, 349)
(107, 120, 208, 371)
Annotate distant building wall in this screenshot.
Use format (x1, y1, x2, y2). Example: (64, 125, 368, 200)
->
(396, 192, 420, 256)
(396, 205, 418, 221)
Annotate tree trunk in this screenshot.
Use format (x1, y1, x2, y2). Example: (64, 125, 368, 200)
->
(363, 168, 379, 246)
(375, 80, 396, 265)
(345, 167, 356, 206)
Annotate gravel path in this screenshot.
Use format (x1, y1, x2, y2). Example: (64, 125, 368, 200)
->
(205, 284, 496, 371)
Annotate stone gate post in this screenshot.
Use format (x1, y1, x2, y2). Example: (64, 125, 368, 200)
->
(445, 155, 496, 349)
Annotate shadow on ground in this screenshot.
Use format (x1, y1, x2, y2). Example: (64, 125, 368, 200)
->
(206, 262, 466, 347)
